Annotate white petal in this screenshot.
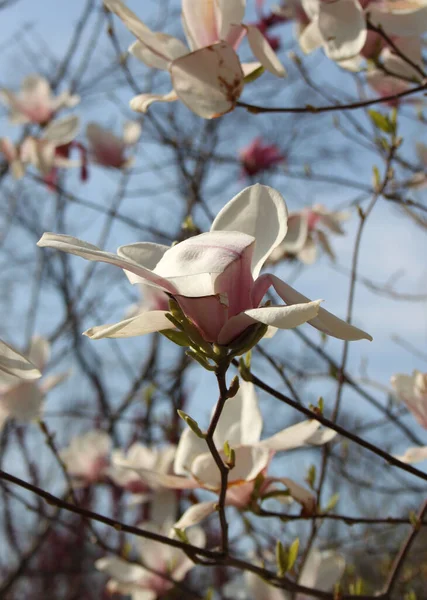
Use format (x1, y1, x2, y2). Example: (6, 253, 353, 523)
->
(169, 42, 243, 119)
(268, 274, 373, 341)
(128, 35, 188, 70)
(305, 427, 337, 445)
(246, 25, 286, 77)
(214, 379, 262, 447)
(297, 237, 318, 265)
(302, 0, 320, 19)
(299, 549, 345, 591)
(211, 184, 288, 278)
(245, 572, 288, 600)
(42, 115, 79, 145)
(117, 242, 170, 283)
(122, 120, 142, 145)
(299, 20, 323, 54)
(130, 90, 178, 113)
(37, 233, 175, 292)
(369, 3, 427, 36)
(118, 466, 199, 490)
(395, 446, 427, 464)
(84, 311, 173, 340)
(0, 340, 41, 382)
(174, 428, 208, 476)
(260, 420, 321, 452)
(268, 476, 315, 512)
(173, 501, 217, 530)
(0, 382, 44, 423)
(27, 336, 50, 372)
(318, 0, 366, 61)
(280, 213, 309, 254)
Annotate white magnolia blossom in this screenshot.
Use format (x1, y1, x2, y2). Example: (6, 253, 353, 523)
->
(104, 0, 286, 119)
(298, 0, 427, 64)
(392, 370, 427, 464)
(0, 339, 41, 383)
(60, 430, 112, 487)
(269, 204, 349, 265)
(109, 443, 177, 520)
(0, 74, 79, 124)
(86, 121, 141, 169)
(245, 548, 345, 600)
(37, 185, 372, 347)
(115, 380, 336, 530)
(0, 336, 69, 429)
(96, 520, 205, 600)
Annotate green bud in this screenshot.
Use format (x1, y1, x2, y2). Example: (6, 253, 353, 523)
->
(177, 410, 206, 439)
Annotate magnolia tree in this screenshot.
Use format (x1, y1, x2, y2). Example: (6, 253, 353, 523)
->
(1, 0, 427, 598)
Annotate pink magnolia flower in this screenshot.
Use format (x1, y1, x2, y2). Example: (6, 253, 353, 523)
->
(0, 337, 69, 429)
(60, 430, 112, 487)
(0, 74, 79, 125)
(96, 519, 205, 600)
(104, 0, 285, 119)
(245, 548, 345, 600)
(37, 185, 372, 347)
(86, 121, 141, 170)
(269, 203, 349, 265)
(298, 0, 427, 64)
(116, 380, 336, 530)
(0, 339, 41, 382)
(392, 371, 427, 464)
(239, 137, 285, 177)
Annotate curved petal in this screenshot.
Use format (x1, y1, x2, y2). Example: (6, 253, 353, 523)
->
(173, 501, 217, 530)
(245, 572, 289, 600)
(216, 0, 246, 40)
(395, 446, 427, 464)
(181, 0, 220, 49)
(297, 237, 317, 265)
(300, 549, 345, 591)
(191, 445, 270, 489)
(130, 90, 178, 113)
(299, 20, 323, 54)
(246, 25, 286, 77)
(169, 42, 243, 119)
(42, 115, 79, 145)
(118, 242, 170, 283)
(318, 0, 366, 61)
(175, 294, 228, 342)
(211, 184, 288, 279)
(26, 337, 50, 372)
(122, 120, 142, 145)
(369, 4, 427, 37)
(128, 37, 188, 71)
(260, 420, 322, 452)
(305, 427, 337, 445)
(83, 311, 174, 340)
(272, 213, 309, 259)
(174, 428, 208, 476)
(216, 379, 263, 447)
(266, 477, 315, 512)
(37, 234, 176, 292)
(0, 340, 41, 382)
(257, 274, 373, 341)
(119, 467, 199, 490)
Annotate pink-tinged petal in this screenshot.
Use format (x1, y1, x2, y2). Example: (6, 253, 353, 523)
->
(104, 0, 186, 64)
(318, 0, 366, 61)
(37, 233, 176, 293)
(245, 25, 286, 77)
(0, 138, 17, 162)
(84, 311, 174, 340)
(266, 477, 315, 513)
(299, 549, 345, 591)
(20, 137, 57, 176)
(255, 274, 372, 341)
(154, 230, 254, 297)
(395, 446, 427, 464)
(217, 300, 321, 345)
(129, 36, 188, 71)
(0, 382, 44, 425)
(213, 241, 254, 317)
(369, 3, 427, 36)
(173, 501, 217, 530)
(0, 340, 41, 383)
(214, 379, 262, 447)
(174, 294, 228, 343)
(260, 420, 322, 452)
(130, 90, 178, 113)
(118, 242, 170, 283)
(174, 429, 208, 476)
(122, 120, 142, 145)
(181, 0, 220, 49)
(366, 69, 409, 102)
(119, 467, 199, 490)
(216, 0, 246, 40)
(299, 20, 323, 54)
(211, 184, 288, 278)
(269, 213, 309, 263)
(42, 115, 79, 146)
(191, 445, 270, 489)
(169, 42, 244, 119)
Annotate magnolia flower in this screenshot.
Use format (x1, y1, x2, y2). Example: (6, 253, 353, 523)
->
(86, 121, 141, 169)
(0, 74, 79, 124)
(298, 0, 427, 64)
(269, 204, 349, 265)
(392, 370, 427, 464)
(125, 283, 170, 319)
(115, 380, 336, 529)
(96, 520, 205, 599)
(239, 137, 285, 177)
(19, 114, 80, 178)
(109, 443, 177, 520)
(245, 548, 345, 600)
(60, 430, 112, 487)
(104, 0, 285, 119)
(0, 336, 68, 429)
(37, 185, 372, 348)
(0, 339, 41, 383)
